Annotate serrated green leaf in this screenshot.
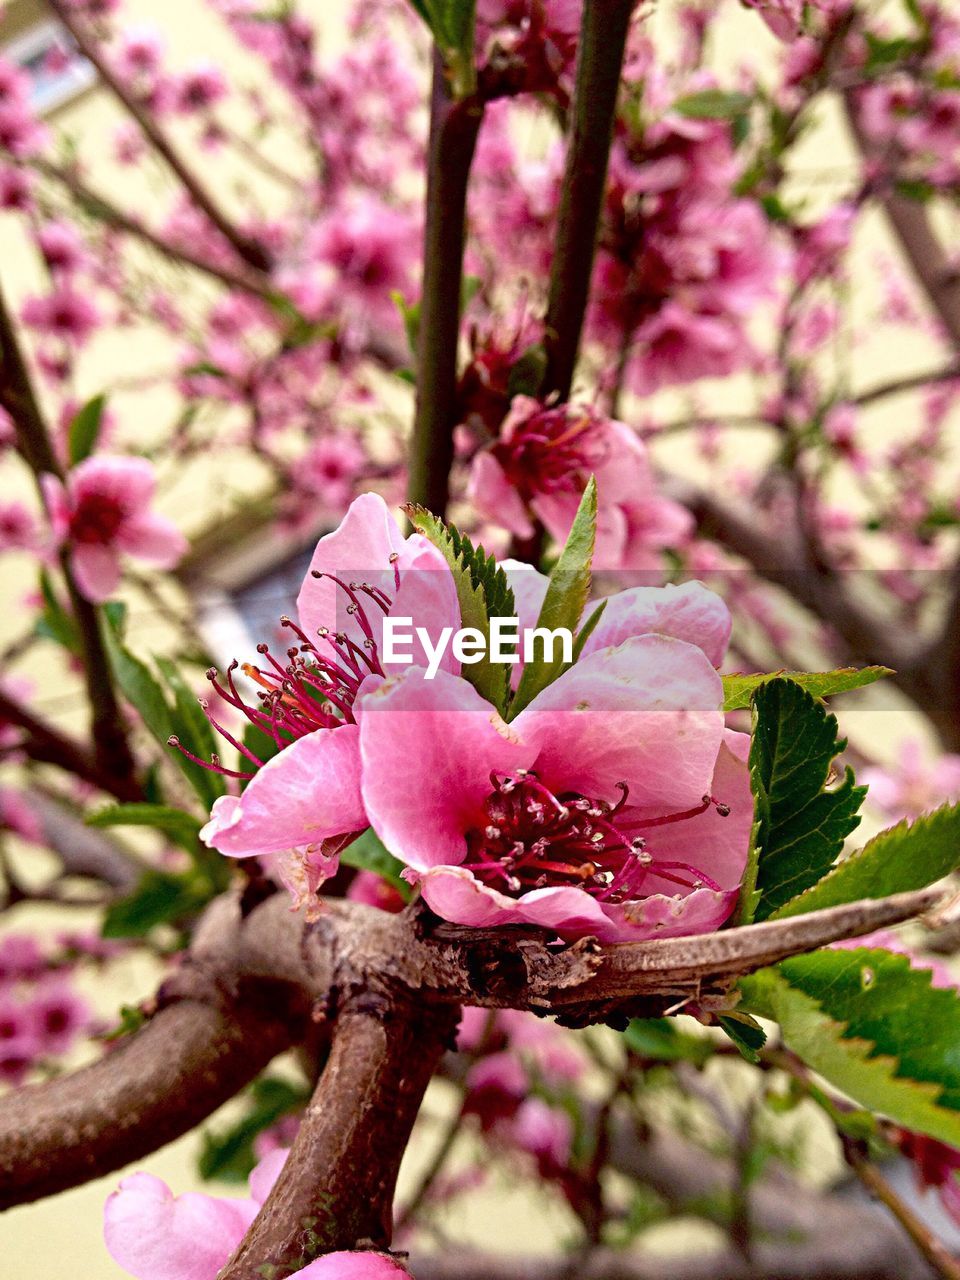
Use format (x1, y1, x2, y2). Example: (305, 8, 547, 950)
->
(67, 393, 106, 466)
(722, 667, 892, 712)
(509, 477, 597, 719)
(155, 656, 227, 807)
(87, 802, 202, 853)
(771, 803, 960, 920)
(747, 678, 866, 922)
(673, 89, 752, 119)
(340, 828, 411, 899)
(101, 868, 207, 938)
(717, 1013, 767, 1064)
(742, 952, 960, 1147)
(199, 1075, 309, 1184)
(405, 506, 516, 714)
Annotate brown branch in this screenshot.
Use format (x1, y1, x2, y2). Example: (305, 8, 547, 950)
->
(0, 883, 944, 1210)
(0, 687, 142, 802)
(48, 0, 271, 273)
(843, 1139, 960, 1280)
(0, 893, 312, 1209)
(854, 364, 960, 408)
(220, 997, 459, 1278)
(407, 52, 483, 516)
(0, 283, 139, 787)
(36, 158, 277, 300)
(22, 789, 141, 890)
(542, 0, 635, 402)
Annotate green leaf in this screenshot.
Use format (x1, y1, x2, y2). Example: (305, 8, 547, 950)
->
(199, 1075, 309, 1184)
(717, 1013, 767, 1064)
(623, 1017, 712, 1065)
(155, 657, 227, 806)
(101, 1003, 148, 1041)
(746, 678, 866, 922)
(722, 667, 893, 712)
(405, 0, 477, 96)
(87, 802, 202, 853)
(67, 393, 106, 466)
(771, 803, 960, 920)
(340, 828, 411, 899)
(742, 951, 960, 1147)
(404, 506, 516, 715)
(102, 868, 207, 938)
(673, 89, 752, 119)
(104, 631, 218, 808)
(392, 290, 420, 357)
(509, 477, 597, 719)
(36, 569, 79, 653)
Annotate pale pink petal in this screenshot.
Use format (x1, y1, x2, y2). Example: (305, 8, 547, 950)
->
(600, 884, 739, 941)
(467, 450, 534, 539)
(500, 559, 551, 636)
(420, 864, 535, 927)
(71, 542, 122, 602)
(292, 1253, 410, 1278)
(249, 1148, 288, 1204)
(630, 729, 752, 897)
(104, 1172, 256, 1280)
(116, 511, 188, 566)
(199, 725, 365, 858)
(530, 489, 582, 554)
(582, 581, 732, 670)
(297, 493, 406, 638)
(358, 668, 533, 872)
(39, 473, 69, 541)
(382, 538, 462, 676)
(72, 455, 155, 509)
(514, 635, 724, 811)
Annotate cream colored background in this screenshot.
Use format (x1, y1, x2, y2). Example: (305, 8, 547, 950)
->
(0, 0, 954, 1273)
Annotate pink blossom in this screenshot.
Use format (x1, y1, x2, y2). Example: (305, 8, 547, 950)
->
(174, 63, 228, 113)
(105, 1154, 410, 1279)
(41, 456, 188, 603)
(0, 500, 40, 553)
(0, 990, 41, 1086)
(35, 220, 87, 275)
(346, 869, 406, 912)
(508, 1096, 574, 1173)
(896, 1132, 960, 1228)
(21, 286, 100, 346)
(200, 498, 750, 941)
(467, 398, 693, 569)
(861, 740, 960, 821)
(0, 786, 43, 842)
(628, 304, 748, 395)
(30, 976, 91, 1055)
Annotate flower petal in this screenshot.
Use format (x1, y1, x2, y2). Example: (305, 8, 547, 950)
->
(514, 634, 724, 811)
(71, 543, 121, 602)
(581, 581, 731, 669)
(467, 450, 533, 539)
(103, 1172, 256, 1280)
(200, 725, 365, 858)
(358, 668, 533, 872)
(293, 1253, 410, 1278)
(116, 511, 189, 566)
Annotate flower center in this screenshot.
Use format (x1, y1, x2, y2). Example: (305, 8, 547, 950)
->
(493, 408, 610, 502)
(464, 771, 728, 903)
(70, 495, 126, 544)
(170, 568, 397, 778)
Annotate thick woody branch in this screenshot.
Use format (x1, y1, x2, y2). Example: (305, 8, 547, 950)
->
(407, 53, 483, 516)
(542, 0, 635, 401)
(220, 997, 459, 1278)
(0, 283, 138, 787)
(0, 882, 943, 1212)
(48, 0, 271, 273)
(0, 894, 313, 1209)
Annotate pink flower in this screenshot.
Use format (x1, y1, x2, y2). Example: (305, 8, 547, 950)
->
(105, 1154, 411, 1279)
(200, 498, 749, 941)
(199, 494, 459, 907)
(35, 220, 87, 275)
(0, 500, 40, 553)
(861, 740, 960, 821)
(629, 303, 747, 395)
(897, 1132, 960, 1228)
(41, 456, 188, 603)
(30, 977, 90, 1055)
(21, 286, 100, 346)
(174, 63, 228, 113)
(467, 398, 693, 569)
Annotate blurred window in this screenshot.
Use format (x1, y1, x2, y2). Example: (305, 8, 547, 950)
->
(2, 18, 94, 115)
